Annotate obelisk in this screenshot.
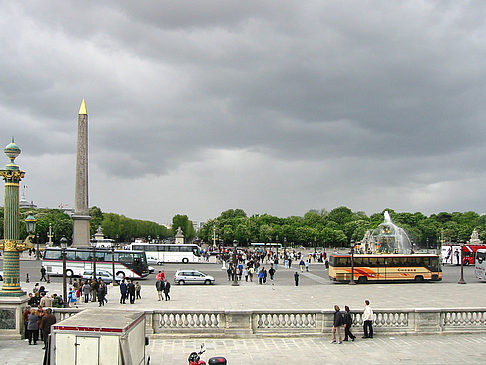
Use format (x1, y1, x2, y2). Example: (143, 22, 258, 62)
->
(72, 99, 91, 247)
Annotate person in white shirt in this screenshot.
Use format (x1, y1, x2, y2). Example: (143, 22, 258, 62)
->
(362, 300, 374, 338)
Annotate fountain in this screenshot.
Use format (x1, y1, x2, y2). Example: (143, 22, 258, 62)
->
(360, 211, 412, 254)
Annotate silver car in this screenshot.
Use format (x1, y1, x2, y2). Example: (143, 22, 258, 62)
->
(174, 270, 215, 285)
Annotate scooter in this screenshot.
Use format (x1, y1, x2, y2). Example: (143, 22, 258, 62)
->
(188, 343, 227, 365)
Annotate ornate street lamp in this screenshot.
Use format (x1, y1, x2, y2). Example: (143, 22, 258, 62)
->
(349, 240, 356, 285)
(25, 213, 37, 234)
(0, 139, 34, 296)
(232, 240, 239, 286)
(60, 236, 68, 307)
(458, 240, 466, 284)
(24, 214, 38, 260)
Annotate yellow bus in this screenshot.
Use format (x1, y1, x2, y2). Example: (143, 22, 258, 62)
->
(328, 254, 442, 283)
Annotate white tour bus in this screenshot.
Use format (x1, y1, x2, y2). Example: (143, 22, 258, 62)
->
(42, 247, 150, 279)
(128, 243, 202, 264)
(475, 249, 486, 281)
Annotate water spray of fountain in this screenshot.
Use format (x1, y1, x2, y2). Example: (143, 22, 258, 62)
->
(360, 211, 413, 254)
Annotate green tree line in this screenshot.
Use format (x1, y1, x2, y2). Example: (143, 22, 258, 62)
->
(0, 206, 170, 245)
(198, 207, 486, 248)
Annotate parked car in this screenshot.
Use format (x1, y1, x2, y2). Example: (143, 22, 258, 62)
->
(174, 269, 215, 285)
(80, 270, 122, 284)
(147, 256, 163, 265)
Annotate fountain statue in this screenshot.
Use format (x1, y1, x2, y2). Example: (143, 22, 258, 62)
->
(360, 211, 412, 254)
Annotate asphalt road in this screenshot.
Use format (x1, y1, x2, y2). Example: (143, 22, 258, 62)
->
(2, 258, 479, 286)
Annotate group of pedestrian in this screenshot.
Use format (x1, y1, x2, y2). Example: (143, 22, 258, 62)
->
(331, 300, 374, 344)
(155, 271, 171, 301)
(119, 279, 142, 304)
(23, 305, 56, 348)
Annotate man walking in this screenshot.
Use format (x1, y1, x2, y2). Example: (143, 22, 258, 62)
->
(127, 280, 136, 304)
(343, 305, 356, 341)
(119, 279, 127, 304)
(294, 272, 299, 286)
(331, 305, 343, 344)
(362, 300, 374, 338)
(40, 266, 47, 281)
(40, 308, 56, 349)
(268, 265, 275, 281)
(163, 278, 171, 301)
(156, 277, 164, 301)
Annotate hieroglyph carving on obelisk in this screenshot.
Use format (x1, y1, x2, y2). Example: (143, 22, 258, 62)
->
(72, 99, 91, 247)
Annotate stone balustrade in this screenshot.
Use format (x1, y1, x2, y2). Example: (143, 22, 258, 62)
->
(52, 308, 486, 338)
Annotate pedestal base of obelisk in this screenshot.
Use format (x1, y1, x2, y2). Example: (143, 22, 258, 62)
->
(72, 214, 91, 247)
(0, 295, 29, 339)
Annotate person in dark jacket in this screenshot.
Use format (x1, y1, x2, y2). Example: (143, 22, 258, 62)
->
(127, 280, 136, 304)
(156, 278, 164, 301)
(331, 305, 343, 344)
(119, 279, 128, 304)
(343, 305, 356, 341)
(97, 279, 107, 306)
(163, 279, 171, 301)
(40, 308, 56, 349)
(294, 272, 299, 286)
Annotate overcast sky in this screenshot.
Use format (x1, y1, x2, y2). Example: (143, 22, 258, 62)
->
(1, 1, 486, 224)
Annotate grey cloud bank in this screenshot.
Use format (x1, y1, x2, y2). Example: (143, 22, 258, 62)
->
(1, 1, 486, 223)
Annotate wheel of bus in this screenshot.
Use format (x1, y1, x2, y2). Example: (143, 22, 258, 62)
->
(204, 279, 212, 285)
(65, 269, 74, 278)
(182, 258, 189, 264)
(414, 275, 424, 282)
(116, 271, 126, 279)
(178, 280, 185, 285)
(157, 262, 163, 266)
(357, 276, 367, 284)
(464, 261, 470, 266)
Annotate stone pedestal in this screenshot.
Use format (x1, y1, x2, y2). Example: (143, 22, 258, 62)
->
(72, 214, 91, 247)
(0, 295, 29, 339)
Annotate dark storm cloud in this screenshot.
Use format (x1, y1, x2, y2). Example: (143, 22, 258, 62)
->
(1, 1, 486, 221)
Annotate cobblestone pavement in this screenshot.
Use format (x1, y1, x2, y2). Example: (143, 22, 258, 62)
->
(2, 333, 486, 364)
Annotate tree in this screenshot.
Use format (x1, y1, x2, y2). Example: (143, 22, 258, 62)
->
(171, 214, 195, 240)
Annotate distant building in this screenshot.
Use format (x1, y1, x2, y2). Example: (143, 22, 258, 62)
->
(19, 193, 37, 209)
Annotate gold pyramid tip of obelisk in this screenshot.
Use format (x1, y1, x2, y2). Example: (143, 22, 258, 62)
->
(79, 99, 87, 115)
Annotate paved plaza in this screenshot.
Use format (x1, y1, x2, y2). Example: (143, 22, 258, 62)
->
(2, 333, 486, 364)
(2, 258, 486, 363)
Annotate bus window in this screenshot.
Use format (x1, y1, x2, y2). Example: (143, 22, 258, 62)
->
(44, 250, 62, 260)
(336, 257, 350, 267)
(132, 245, 144, 251)
(158, 246, 167, 252)
(96, 251, 106, 262)
(145, 245, 157, 252)
(76, 250, 90, 261)
(65, 251, 76, 261)
(118, 253, 134, 263)
(180, 246, 192, 252)
(374, 257, 385, 267)
(168, 246, 180, 252)
(429, 257, 439, 270)
(193, 247, 201, 256)
(477, 251, 486, 264)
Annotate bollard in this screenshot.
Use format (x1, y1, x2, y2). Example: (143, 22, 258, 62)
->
(26, 273, 30, 283)
(47, 275, 50, 284)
